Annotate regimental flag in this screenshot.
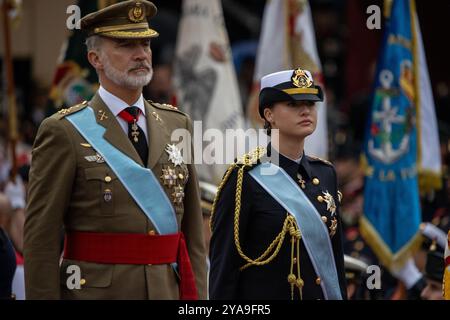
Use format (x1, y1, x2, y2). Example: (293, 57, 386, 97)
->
(246, 0, 328, 159)
(47, 0, 119, 112)
(361, 0, 440, 271)
(444, 230, 450, 300)
(173, 0, 246, 184)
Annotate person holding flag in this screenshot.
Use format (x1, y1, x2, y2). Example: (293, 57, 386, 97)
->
(209, 68, 346, 300)
(24, 0, 206, 300)
(361, 0, 441, 291)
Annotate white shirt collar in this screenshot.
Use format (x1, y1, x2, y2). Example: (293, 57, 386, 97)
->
(98, 86, 146, 117)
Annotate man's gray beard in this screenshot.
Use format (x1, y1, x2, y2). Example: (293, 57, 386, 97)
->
(102, 54, 153, 89)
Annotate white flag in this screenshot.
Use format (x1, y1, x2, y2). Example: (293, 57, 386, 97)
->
(248, 0, 328, 159)
(413, 11, 441, 192)
(173, 0, 246, 184)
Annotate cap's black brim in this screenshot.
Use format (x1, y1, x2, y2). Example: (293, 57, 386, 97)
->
(290, 93, 323, 102)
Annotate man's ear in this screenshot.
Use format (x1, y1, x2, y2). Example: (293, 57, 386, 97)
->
(87, 50, 103, 70)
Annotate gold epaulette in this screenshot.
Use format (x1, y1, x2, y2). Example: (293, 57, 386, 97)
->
(150, 101, 187, 116)
(161, 103, 178, 110)
(307, 155, 333, 166)
(55, 100, 88, 119)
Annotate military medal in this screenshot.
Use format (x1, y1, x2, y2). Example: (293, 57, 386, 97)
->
(103, 189, 112, 202)
(177, 167, 189, 185)
(329, 217, 338, 237)
(172, 185, 185, 205)
(165, 144, 183, 166)
(131, 119, 139, 143)
(296, 173, 306, 189)
(321, 190, 336, 216)
(160, 166, 178, 187)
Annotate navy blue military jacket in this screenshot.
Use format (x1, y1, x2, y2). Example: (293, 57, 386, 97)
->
(209, 148, 347, 300)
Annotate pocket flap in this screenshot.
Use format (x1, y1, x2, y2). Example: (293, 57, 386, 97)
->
(84, 167, 118, 182)
(60, 259, 114, 288)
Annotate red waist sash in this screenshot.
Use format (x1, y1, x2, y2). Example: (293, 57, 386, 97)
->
(64, 231, 198, 300)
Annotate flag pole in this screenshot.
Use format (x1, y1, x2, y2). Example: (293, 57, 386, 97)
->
(2, 0, 18, 179)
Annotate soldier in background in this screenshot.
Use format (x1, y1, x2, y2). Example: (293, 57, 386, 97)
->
(421, 240, 445, 300)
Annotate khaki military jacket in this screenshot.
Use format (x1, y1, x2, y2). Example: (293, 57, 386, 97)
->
(24, 93, 207, 300)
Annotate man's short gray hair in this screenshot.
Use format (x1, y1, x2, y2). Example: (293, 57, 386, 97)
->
(85, 35, 103, 52)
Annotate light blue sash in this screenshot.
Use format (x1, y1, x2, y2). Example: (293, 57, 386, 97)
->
(66, 107, 178, 235)
(249, 163, 342, 300)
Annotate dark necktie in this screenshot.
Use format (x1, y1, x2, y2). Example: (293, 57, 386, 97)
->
(118, 106, 148, 166)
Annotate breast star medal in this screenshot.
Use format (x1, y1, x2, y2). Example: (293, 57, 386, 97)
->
(165, 144, 184, 166)
(321, 190, 336, 216)
(320, 190, 338, 237)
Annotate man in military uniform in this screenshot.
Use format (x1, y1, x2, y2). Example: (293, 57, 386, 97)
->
(420, 240, 445, 300)
(24, 0, 206, 299)
(209, 68, 347, 300)
(418, 222, 447, 300)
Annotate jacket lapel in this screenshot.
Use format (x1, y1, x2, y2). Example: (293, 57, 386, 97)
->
(88, 93, 144, 166)
(145, 100, 170, 169)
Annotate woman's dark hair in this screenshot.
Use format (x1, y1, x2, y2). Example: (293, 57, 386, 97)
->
(264, 120, 272, 136)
